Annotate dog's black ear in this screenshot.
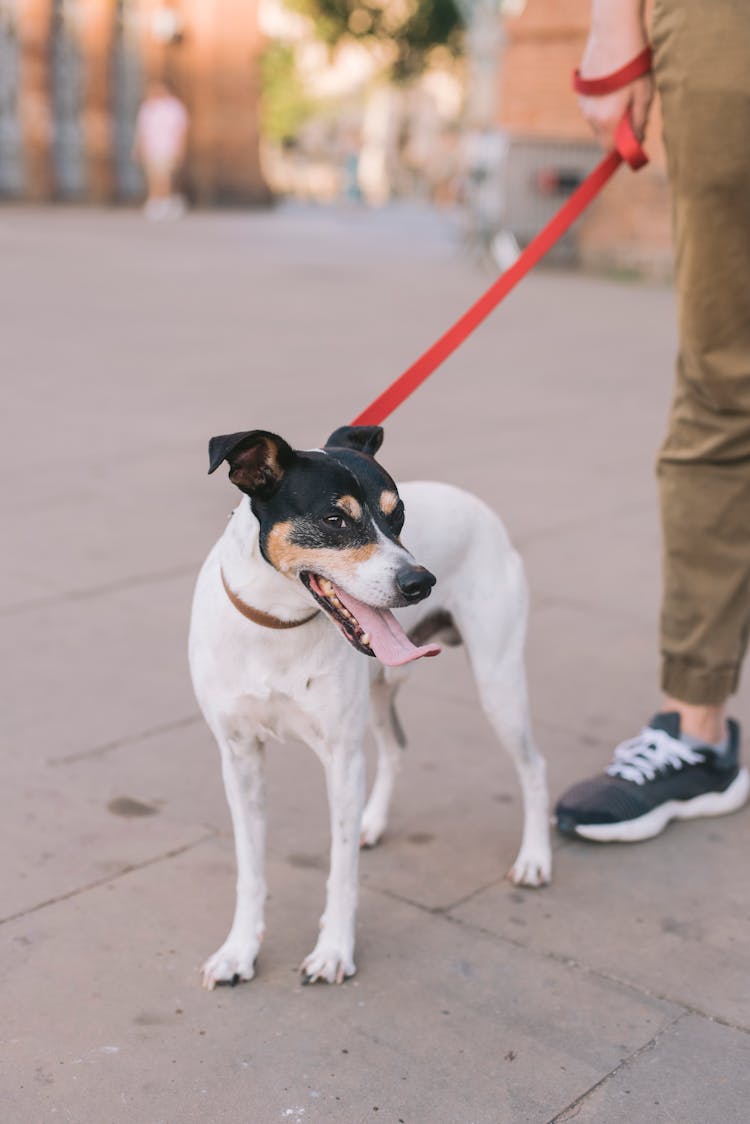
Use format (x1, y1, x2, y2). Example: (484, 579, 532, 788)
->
(325, 425, 384, 457)
(208, 430, 294, 500)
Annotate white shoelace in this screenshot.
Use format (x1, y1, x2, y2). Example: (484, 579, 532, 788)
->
(607, 727, 706, 785)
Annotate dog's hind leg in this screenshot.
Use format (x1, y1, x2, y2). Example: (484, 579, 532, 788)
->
(301, 742, 365, 984)
(202, 732, 267, 989)
(456, 559, 551, 887)
(360, 668, 408, 848)
(477, 666, 551, 887)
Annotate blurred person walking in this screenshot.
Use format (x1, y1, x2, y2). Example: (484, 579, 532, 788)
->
(133, 80, 189, 220)
(556, 0, 750, 841)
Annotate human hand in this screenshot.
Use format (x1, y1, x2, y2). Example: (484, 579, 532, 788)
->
(577, 12, 654, 150)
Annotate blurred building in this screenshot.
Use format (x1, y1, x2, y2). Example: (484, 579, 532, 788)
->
(0, 0, 269, 204)
(497, 0, 672, 275)
(0, 0, 673, 273)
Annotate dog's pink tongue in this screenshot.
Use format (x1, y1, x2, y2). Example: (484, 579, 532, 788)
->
(334, 586, 441, 666)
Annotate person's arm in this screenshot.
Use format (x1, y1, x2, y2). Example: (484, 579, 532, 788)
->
(578, 0, 654, 149)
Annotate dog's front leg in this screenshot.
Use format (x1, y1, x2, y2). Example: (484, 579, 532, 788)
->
(360, 669, 407, 847)
(301, 743, 365, 984)
(202, 736, 266, 989)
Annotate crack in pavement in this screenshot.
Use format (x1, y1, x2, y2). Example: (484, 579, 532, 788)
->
(514, 497, 652, 551)
(0, 830, 216, 927)
(530, 591, 655, 628)
(50, 713, 203, 766)
(0, 562, 198, 618)
(359, 877, 750, 1037)
(436, 904, 750, 1037)
(547, 1011, 690, 1122)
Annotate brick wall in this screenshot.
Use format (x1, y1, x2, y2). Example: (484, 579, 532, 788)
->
(9, 0, 269, 205)
(176, 0, 269, 206)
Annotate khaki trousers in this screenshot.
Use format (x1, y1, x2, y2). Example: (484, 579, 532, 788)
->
(652, 0, 750, 704)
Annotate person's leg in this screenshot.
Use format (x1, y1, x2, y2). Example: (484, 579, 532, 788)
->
(144, 158, 172, 202)
(661, 699, 725, 745)
(655, 0, 750, 732)
(555, 0, 750, 840)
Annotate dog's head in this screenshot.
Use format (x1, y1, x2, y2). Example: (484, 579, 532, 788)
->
(208, 425, 439, 664)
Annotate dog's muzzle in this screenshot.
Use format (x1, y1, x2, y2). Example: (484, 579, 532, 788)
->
(301, 570, 441, 666)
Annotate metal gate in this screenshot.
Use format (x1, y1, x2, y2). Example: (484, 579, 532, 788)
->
(112, 0, 143, 199)
(0, 0, 22, 196)
(501, 134, 602, 263)
(50, 0, 85, 197)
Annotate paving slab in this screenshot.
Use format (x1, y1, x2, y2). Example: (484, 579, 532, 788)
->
(452, 814, 750, 1029)
(553, 1013, 750, 1124)
(522, 505, 662, 627)
(526, 601, 661, 756)
(2, 203, 749, 1123)
(0, 577, 197, 763)
(0, 453, 215, 610)
(2, 836, 681, 1124)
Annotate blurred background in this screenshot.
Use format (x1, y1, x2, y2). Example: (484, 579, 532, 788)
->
(1, 0, 671, 273)
(10, 12, 742, 1120)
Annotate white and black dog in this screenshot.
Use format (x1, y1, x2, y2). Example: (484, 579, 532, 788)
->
(189, 425, 550, 987)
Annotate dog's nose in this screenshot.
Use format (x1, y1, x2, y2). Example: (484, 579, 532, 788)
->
(396, 565, 436, 603)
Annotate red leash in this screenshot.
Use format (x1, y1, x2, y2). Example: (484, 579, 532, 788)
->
(352, 48, 652, 428)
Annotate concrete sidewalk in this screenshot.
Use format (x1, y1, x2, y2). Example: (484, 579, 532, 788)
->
(1, 203, 748, 1123)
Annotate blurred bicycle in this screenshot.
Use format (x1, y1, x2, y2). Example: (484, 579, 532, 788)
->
(462, 126, 520, 273)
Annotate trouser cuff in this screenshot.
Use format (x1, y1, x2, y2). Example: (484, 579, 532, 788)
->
(660, 658, 739, 705)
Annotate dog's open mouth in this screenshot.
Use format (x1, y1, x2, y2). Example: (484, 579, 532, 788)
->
(300, 572, 441, 667)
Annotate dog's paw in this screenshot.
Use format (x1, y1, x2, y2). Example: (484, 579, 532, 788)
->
(201, 939, 260, 990)
(508, 846, 552, 888)
(300, 943, 356, 985)
(359, 816, 385, 849)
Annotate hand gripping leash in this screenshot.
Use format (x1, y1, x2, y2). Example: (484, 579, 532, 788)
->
(351, 47, 653, 428)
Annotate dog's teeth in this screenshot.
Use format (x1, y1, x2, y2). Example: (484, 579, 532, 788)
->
(319, 581, 359, 629)
(361, 633, 371, 647)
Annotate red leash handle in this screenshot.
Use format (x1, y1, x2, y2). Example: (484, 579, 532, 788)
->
(573, 46, 652, 97)
(351, 50, 652, 429)
(574, 45, 651, 172)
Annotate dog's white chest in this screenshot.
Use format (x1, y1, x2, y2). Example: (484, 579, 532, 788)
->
(233, 681, 325, 748)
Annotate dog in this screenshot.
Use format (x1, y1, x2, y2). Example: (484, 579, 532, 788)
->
(189, 425, 551, 987)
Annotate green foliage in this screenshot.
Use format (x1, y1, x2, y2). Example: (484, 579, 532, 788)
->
(289, 0, 464, 81)
(260, 43, 318, 144)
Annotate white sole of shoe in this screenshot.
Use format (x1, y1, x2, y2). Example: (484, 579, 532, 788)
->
(573, 767, 750, 842)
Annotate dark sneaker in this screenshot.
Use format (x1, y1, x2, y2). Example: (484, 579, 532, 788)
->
(555, 712, 749, 842)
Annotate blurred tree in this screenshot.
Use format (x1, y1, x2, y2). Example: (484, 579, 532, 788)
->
(289, 0, 464, 81)
(260, 42, 319, 143)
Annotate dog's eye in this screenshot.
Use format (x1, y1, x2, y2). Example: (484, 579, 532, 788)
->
(389, 504, 405, 535)
(324, 514, 348, 529)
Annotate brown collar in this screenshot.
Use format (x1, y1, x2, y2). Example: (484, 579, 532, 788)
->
(221, 569, 319, 630)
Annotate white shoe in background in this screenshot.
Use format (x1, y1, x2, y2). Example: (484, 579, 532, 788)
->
(144, 198, 169, 221)
(166, 195, 186, 219)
